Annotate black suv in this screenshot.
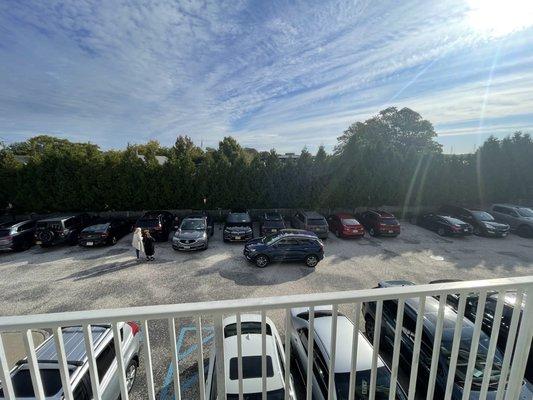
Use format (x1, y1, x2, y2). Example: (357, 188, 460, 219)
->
(362, 281, 533, 399)
(429, 279, 532, 383)
(35, 214, 95, 247)
(0, 220, 37, 251)
(439, 205, 510, 237)
(135, 210, 174, 241)
(243, 230, 324, 267)
(223, 211, 253, 242)
(259, 211, 286, 236)
(78, 217, 132, 247)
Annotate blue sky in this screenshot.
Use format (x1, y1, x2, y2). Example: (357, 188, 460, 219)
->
(0, 0, 532, 154)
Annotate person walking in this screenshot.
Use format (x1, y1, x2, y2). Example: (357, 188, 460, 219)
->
(132, 227, 144, 260)
(142, 230, 156, 261)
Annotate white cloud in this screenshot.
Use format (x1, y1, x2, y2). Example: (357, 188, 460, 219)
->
(0, 0, 532, 152)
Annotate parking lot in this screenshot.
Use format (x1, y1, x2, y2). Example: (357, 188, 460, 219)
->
(1, 223, 532, 399)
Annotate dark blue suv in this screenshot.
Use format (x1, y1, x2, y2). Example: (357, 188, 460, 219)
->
(243, 230, 324, 268)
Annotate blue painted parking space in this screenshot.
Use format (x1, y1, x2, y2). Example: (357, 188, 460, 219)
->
(159, 324, 215, 400)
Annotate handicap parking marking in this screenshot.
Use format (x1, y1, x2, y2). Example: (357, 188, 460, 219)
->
(160, 324, 214, 400)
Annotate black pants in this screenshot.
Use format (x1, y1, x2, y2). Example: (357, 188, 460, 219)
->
(136, 249, 140, 258)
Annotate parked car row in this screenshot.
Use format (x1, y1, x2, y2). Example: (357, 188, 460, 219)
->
(1, 203, 531, 255)
(205, 285, 532, 400)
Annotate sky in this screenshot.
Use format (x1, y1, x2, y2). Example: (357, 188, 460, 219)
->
(0, 0, 532, 154)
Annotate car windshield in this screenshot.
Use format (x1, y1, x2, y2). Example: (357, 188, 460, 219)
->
(334, 367, 407, 399)
(441, 336, 503, 388)
(262, 233, 282, 244)
(308, 218, 326, 226)
(265, 213, 283, 221)
(518, 208, 533, 217)
(228, 213, 250, 222)
(341, 218, 359, 225)
(224, 322, 272, 337)
(137, 219, 159, 228)
(471, 211, 494, 221)
(442, 216, 464, 225)
(83, 223, 109, 232)
(181, 220, 206, 230)
(226, 389, 285, 400)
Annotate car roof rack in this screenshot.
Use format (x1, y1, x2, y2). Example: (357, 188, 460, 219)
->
(16, 359, 84, 367)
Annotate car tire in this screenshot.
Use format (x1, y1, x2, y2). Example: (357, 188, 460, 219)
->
(473, 226, 481, 236)
(335, 230, 340, 238)
(518, 225, 533, 238)
(255, 255, 269, 268)
(304, 255, 319, 268)
(111, 236, 117, 245)
(437, 227, 446, 236)
(369, 228, 376, 236)
(203, 241, 209, 250)
(125, 359, 138, 392)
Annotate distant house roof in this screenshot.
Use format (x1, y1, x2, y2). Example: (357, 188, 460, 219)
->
(136, 154, 168, 165)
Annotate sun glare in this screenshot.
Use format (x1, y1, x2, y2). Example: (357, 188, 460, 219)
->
(468, 0, 533, 37)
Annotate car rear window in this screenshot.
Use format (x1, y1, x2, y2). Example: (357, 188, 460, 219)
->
(137, 219, 159, 228)
(227, 213, 250, 222)
(37, 221, 63, 229)
(83, 224, 109, 232)
(263, 220, 285, 228)
(229, 356, 274, 380)
(307, 218, 326, 226)
(7, 368, 67, 397)
(380, 218, 398, 225)
(341, 218, 359, 225)
(224, 322, 272, 337)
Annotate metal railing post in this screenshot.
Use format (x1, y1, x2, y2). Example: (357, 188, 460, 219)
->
(215, 314, 226, 399)
(505, 285, 533, 400)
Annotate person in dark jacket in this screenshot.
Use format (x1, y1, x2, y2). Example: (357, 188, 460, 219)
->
(142, 230, 155, 261)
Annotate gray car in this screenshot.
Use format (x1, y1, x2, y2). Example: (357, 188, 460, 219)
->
(291, 210, 329, 239)
(490, 204, 533, 237)
(172, 217, 209, 251)
(0, 323, 141, 400)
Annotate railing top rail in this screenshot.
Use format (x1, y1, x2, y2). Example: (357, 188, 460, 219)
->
(1, 276, 532, 331)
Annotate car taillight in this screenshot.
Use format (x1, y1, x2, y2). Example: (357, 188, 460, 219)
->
(101, 233, 108, 237)
(127, 321, 140, 336)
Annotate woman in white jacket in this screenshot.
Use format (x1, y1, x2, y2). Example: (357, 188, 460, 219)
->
(132, 227, 144, 260)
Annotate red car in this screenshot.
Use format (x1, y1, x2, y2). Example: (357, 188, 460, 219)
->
(327, 213, 365, 238)
(355, 210, 401, 237)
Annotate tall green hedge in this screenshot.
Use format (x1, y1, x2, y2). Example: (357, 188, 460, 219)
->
(1, 107, 532, 213)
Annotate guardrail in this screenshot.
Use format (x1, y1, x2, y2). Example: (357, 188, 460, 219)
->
(0, 276, 532, 400)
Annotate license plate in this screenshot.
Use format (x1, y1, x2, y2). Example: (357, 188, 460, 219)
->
(388, 230, 393, 233)
(183, 245, 190, 249)
(235, 236, 241, 240)
(86, 242, 93, 246)
(36, 241, 42, 244)
(272, 229, 277, 233)
(464, 229, 468, 232)
(502, 232, 508, 237)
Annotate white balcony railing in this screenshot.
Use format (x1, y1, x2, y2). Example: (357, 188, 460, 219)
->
(0, 276, 532, 400)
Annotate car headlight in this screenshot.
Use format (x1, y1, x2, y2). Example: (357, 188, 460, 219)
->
(248, 247, 257, 252)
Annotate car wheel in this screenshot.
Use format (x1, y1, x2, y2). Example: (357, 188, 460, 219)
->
(437, 227, 446, 236)
(473, 226, 481, 236)
(335, 230, 340, 238)
(125, 359, 138, 392)
(518, 225, 533, 238)
(255, 255, 269, 268)
(369, 228, 376, 236)
(203, 241, 209, 250)
(111, 236, 117, 245)
(305, 255, 319, 268)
